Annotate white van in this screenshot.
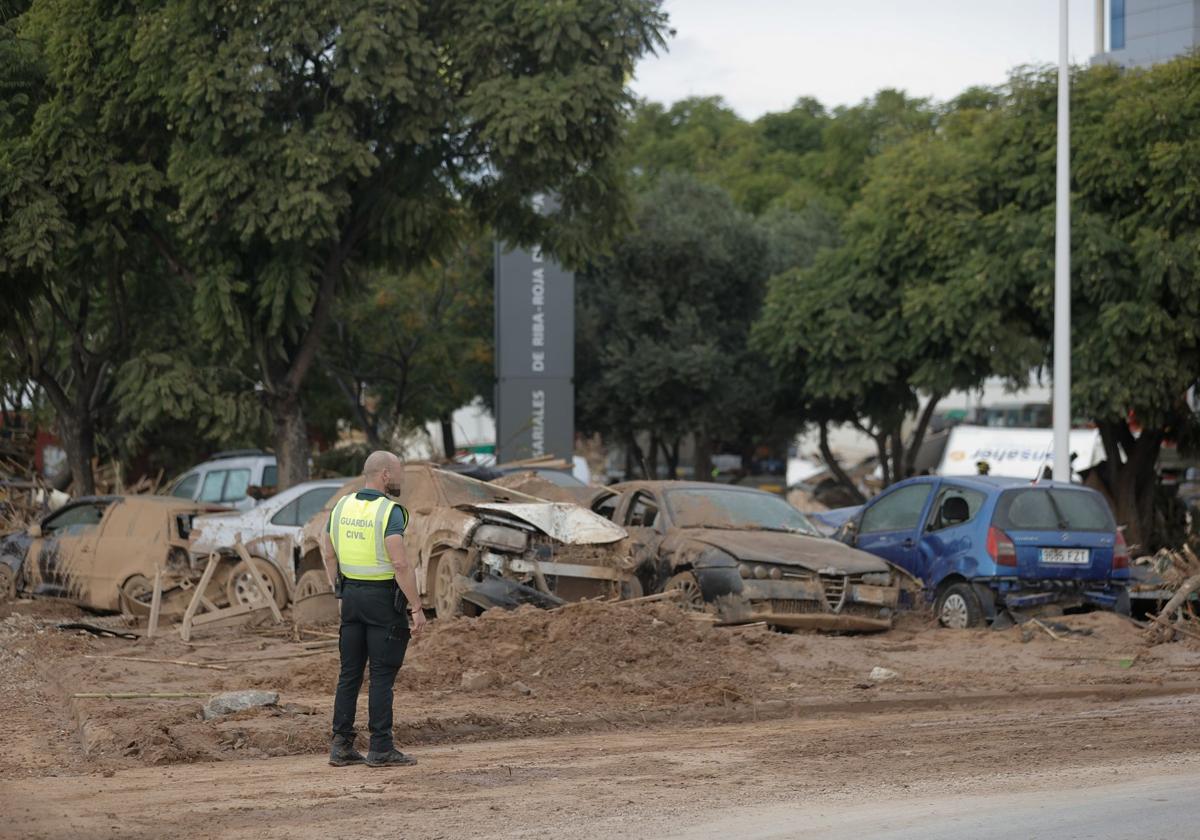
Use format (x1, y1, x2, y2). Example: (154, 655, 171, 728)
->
(167, 450, 278, 511)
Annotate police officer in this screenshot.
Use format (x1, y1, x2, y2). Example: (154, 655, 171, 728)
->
(321, 450, 427, 768)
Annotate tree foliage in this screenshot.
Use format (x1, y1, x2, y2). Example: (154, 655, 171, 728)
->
(577, 173, 769, 476)
(3, 0, 668, 489)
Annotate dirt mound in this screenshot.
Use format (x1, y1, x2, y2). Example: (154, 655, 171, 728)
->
(281, 603, 785, 707)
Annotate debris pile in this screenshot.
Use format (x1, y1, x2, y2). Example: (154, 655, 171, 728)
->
(1143, 542, 1200, 644)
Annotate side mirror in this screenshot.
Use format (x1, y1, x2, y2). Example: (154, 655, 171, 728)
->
(27, 523, 42, 538)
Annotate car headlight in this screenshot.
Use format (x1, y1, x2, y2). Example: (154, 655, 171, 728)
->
(738, 563, 753, 579)
(473, 524, 528, 553)
(860, 572, 892, 587)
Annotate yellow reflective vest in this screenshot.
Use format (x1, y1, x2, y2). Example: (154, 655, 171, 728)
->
(330, 494, 397, 581)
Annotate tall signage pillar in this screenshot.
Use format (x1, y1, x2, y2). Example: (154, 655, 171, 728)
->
(494, 211, 574, 463)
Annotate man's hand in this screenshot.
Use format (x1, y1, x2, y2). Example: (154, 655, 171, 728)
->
(409, 605, 427, 636)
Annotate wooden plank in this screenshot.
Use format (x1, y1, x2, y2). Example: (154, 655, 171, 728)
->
(73, 692, 209, 700)
(83, 654, 228, 671)
(179, 553, 222, 643)
(146, 569, 163, 639)
(189, 603, 271, 628)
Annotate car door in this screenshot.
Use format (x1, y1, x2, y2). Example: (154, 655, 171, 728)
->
(620, 490, 666, 568)
(853, 480, 936, 577)
(32, 501, 110, 600)
(918, 484, 988, 585)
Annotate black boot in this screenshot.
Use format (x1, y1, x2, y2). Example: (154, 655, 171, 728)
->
(365, 748, 417, 767)
(329, 735, 365, 767)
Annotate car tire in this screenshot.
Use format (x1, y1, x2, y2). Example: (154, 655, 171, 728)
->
(225, 558, 288, 610)
(294, 569, 331, 600)
(664, 571, 705, 611)
(935, 582, 984, 629)
(121, 573, 153, 603)
(433, 549, 477, 619)
(0, 565, 15, 603)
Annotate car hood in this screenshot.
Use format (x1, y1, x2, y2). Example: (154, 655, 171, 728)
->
(466, 503, 626, 545)
(683, 528, 888, 574)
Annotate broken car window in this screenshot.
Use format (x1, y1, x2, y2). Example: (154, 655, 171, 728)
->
(664, 489, 820, 535)
(926, 486, 986, 532)
(626, 492, 660, 528)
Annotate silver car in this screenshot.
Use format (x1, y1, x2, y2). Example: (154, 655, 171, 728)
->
(188, 478, 344, 606)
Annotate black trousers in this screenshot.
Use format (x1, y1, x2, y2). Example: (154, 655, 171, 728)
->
(332, 579, 410, 753)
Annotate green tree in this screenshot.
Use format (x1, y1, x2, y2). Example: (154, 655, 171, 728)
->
(980, 60, 1200, 550)
(321, 239, 493, 450)
(0, 0, 180, 492)
(755, 97, 1044, 491)
(11, 0, 667, 490)
(577, 173, 769, 477)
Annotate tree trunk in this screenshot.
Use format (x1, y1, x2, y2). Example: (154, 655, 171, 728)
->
(440, 415, 456, 460)
(693, 433, 713, 483)
(663, 437, 680, 479)
(904, 393, 942, 477)
(646, 432, 660, 479)
(1097, 420, 1163, 554)
(271, 394, 310, 490)
(56, 413, 96, 496)
(818, 422, 866, 505)
(889, 427, 905, 485)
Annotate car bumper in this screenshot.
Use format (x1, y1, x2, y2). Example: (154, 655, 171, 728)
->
(979, 579, 1129, 612)
(715, 578, 898, 631)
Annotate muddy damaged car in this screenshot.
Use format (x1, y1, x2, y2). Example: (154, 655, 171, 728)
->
(595, 481, 909, 631)
(0, 495, 227, 612)
(188, 478, 346, 609)
(296, 465, 631, 617)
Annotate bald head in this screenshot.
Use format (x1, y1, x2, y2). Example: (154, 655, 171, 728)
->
(363, 450, 403, 496)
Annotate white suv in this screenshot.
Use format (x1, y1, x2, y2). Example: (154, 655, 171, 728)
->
(167, 450, 278, 511)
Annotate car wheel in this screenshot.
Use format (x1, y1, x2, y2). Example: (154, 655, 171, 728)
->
(433, 549, 476, 619)
(936, 583, 984, 629)
(664, 571, 705, 611)
(225, 558, 288, 610)
(294, 569, 331, 600)
(121, 574, 153, 603)
(0, 565, 16, 603)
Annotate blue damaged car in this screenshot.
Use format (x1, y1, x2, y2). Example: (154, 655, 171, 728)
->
(834, 476, 1130, 628)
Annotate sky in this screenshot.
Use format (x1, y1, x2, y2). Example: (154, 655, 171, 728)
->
(632, 0, 1100, 118)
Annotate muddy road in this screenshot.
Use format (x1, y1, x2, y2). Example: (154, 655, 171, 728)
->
(3, 691, 1198, 839)
(2, 596, 1199, 837)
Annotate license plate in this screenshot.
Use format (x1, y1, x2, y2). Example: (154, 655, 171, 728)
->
(1039, 548, 1089, 565)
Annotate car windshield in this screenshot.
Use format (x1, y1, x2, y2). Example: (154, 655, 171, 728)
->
(664, 488, 820, 535)
(993, 488, 1115, 532)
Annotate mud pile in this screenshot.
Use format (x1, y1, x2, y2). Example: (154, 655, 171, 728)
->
(284, 602, 787, 707)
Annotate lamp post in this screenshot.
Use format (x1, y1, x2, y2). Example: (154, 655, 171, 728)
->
(1052, 0, 1071, 482)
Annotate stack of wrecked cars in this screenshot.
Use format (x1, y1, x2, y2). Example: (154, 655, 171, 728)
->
(583, 481, 908, 631)
(295, 465, 632, 617)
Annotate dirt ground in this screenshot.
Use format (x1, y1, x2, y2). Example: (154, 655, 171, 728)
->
(1, 596, 1199, 837)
